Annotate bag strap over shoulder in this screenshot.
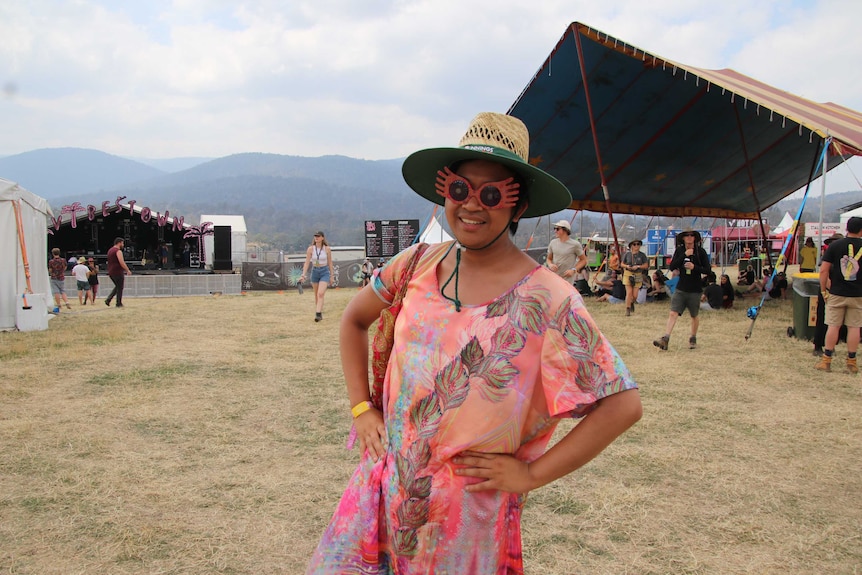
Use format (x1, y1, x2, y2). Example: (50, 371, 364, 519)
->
(390, 243, 429, 307)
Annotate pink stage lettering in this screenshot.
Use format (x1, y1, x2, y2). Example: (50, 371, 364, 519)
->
(48, 196, 189, 235)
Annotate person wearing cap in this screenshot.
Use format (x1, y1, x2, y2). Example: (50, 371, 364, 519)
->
(86, 257, 100, 304)
(621, 239, 648, 316)
(546, 219, 587, 286)
(299, 231, 334, 322)
(71, 256, 91, 305)
(653, 229, 710, 350)
(308, 113, 641, 574)
(816, 220, 862, 373)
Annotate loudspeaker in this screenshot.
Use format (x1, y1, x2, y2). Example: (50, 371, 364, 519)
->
(214, 226, 231, 261)
(212, 226, 232, 271)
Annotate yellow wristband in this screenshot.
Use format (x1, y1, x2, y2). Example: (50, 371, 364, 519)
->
(351, 400, 373, 419)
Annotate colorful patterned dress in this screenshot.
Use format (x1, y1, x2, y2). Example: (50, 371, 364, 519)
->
(307, 242, 637, 574)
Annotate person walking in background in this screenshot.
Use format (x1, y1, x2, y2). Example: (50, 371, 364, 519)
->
(621, 239, 648, 316)
(799, 236, 817, 273)
(299, 231, 334, 322)
(104, 237, 131, 308)
(71, 256, 91, 305)
(545, 219, 587, 284)
(48, 248, 72, 310)
(307, 112, 641, 574)
(86, 257, 100, 304)
(653, 229, 710, 350)
(815, 217, 862, 373)
(360, 257, 374, 287)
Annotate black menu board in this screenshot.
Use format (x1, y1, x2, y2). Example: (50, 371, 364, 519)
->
(364, 219, 420, 258)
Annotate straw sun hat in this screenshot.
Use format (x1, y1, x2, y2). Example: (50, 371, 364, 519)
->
(402, 112, 572, 219)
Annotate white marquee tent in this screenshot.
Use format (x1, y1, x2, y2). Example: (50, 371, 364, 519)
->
(419, 215, 453, 244)
(1, 178, 53, 331)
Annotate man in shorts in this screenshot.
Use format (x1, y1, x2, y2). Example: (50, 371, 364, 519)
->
(71, 256, 92, 305)
(48, 248, 72, 310)
(546, 220, 587, 284)
(653, 229, 710, 350)
(816, 217, 862, 373)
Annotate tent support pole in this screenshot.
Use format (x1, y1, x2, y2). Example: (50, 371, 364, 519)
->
(573, 25, 621, 253)
(818, 144, 828, 252)
(733, 106, 772, 269)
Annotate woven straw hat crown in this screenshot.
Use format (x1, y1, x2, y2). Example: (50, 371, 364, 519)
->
(401, 111, 572, 219)
(458, 113, 530, 162)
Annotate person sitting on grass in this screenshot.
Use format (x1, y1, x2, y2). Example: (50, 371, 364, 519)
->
(719, 273, 735, 309)
(700, 272, 723, 310)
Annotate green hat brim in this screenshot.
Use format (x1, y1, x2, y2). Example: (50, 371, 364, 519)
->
(402, 146, 572, 219)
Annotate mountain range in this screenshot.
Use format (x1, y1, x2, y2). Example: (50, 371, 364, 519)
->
(0, 148, 858, 252)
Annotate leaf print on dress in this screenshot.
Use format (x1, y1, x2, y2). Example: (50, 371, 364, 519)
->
(411, 394, 442, 440)
(397, 497, 431, 529)
(490, 326, 527, 360)
(459, 337, 485, 373)
(434, 355, 470, 412)
(554, 295, 600, 354)
(474, 355, 519, 402)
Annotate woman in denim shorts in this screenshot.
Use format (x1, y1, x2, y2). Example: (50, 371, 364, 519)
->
(300, 231, 334, 322)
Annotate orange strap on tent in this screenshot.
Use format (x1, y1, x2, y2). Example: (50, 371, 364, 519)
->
(12, 199, 33, 296)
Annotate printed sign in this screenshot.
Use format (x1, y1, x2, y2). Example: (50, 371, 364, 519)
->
(364, 220, 420, 258)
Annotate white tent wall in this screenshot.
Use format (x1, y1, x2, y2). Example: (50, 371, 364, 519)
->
(200, 215, 248, 269)
(0, 179, 53, 331)
(840, 206, 862, 228)
(419, 215, 453, 244)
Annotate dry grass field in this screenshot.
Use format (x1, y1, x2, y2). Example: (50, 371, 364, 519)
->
(1, 278, 861, 574)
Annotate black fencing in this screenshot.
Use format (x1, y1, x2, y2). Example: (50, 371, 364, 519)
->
(242, 247, 550, 291)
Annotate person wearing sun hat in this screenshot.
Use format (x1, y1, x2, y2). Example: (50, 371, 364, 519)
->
(653, 228, 710, 350)
(621, 238, 648, 316)
(308, 112, 641, 574)
(71, 256, 92, 305)
(546, 218, 587, 286)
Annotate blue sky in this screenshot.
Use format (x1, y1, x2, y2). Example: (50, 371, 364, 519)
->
(2, 0, 861, 194)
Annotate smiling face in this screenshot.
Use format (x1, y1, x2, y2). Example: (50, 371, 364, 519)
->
(443, 160, 525, 249)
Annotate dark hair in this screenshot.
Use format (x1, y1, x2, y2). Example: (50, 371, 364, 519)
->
(113, 237, 124, 245)
(847, 216, 862, 235)
(509, 173, 529, 235)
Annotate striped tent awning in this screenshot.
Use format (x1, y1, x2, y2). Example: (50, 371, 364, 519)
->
(509, 22, 862, 219)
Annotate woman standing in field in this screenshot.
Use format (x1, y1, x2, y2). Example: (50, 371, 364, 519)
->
(299, 231, 334, 322)
(307, 113, 642, 574)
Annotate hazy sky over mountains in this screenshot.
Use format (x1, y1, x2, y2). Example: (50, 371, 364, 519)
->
(2, 0, 862, 195)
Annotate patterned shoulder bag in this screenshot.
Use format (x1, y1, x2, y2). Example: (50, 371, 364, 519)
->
(347, 242, 429, 448)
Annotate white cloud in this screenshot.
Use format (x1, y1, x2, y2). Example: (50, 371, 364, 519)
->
(2, 0, 862, 202)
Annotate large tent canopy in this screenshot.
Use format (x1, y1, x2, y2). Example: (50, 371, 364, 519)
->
(509, 22, 862, 219)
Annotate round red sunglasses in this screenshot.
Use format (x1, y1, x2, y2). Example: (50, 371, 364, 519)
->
(434, 167, 520, 210)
